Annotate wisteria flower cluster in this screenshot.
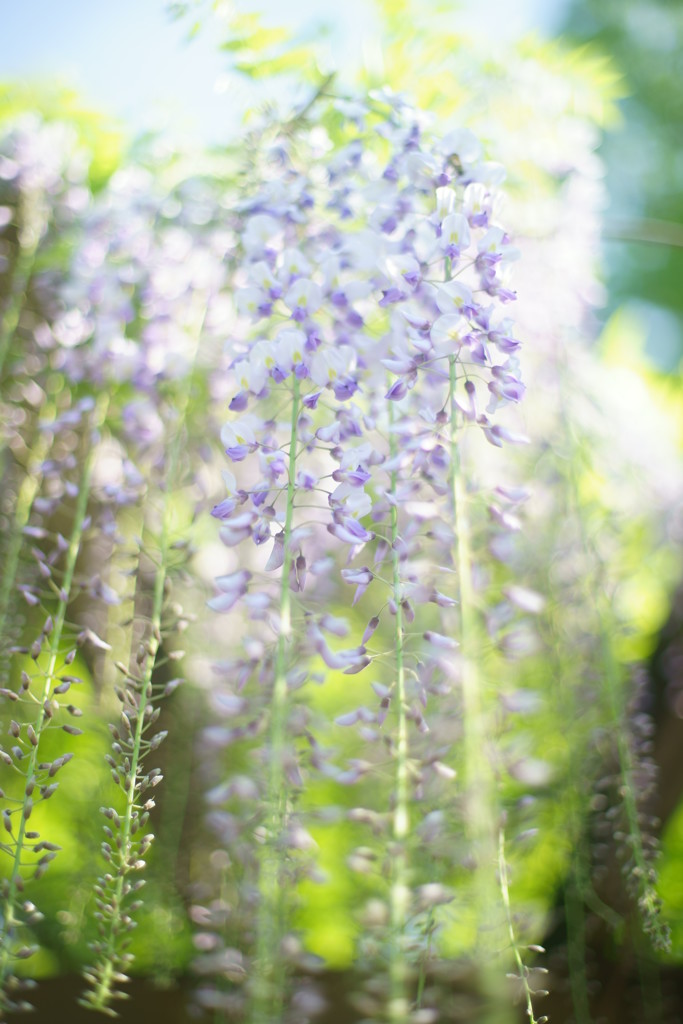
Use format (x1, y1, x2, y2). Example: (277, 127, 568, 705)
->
(196, 88, 538, 1023)
(0, 117, 234, 1014)
(0, 56, 681, 1024)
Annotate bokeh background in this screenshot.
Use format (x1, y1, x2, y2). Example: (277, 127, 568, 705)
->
(1, 1, 682, 1022)
(3, 0, 680, 366)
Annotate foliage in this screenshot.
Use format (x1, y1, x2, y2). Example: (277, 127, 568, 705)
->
(563, 0, 683, 370)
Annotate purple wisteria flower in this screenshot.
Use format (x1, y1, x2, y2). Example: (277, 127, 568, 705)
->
(198, 84, 529, 1022)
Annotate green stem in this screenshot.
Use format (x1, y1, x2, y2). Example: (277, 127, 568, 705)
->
(448, 357, 491, 860)
(387, 400, 410, 1024)
(86, 295, 206, 1013)
(415, 908, 434, 1010)
(156, 683, 196, 900)
(447, 356, 505, 1022)
(541, 592, 594, 1022)
(252, 375, 300, 1024)
(88, 520, 168, 1011)
(0, 423, 53, 673)
(285, 72, 335, 130)
(498, 827, 540, 1024)
(0, 191, 42, 380)
(0, 399, 103, 993)
(443, 259, 490, 869)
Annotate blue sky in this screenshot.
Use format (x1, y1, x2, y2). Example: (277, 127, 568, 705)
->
(0, 0, 571, 141)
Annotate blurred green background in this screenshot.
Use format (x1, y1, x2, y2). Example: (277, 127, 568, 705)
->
(1, 0, 682, 1020)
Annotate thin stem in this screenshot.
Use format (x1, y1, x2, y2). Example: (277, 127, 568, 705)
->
(448, 355, 505, 1021)
(83, 292, 206, 1013)
(285, 72, 336, 130)
(156, 684, 196, 890)
(252, 374, 301, 1024)
(415, 908, 435, 1010)
(387, 399, 410, 1024)
(540, 589, 593, 1023)
(498, 827, 542, 1024)
(86, 518, 168, 1012)
(555, 672, 593, 1021)
(603, 217, 683, 249)
(0, 397, 105, 994)
(448, 356, 488, 856)
(444, 263, 491, 863)
(0, 422, 53, 673)
(0, 191, 42, 380)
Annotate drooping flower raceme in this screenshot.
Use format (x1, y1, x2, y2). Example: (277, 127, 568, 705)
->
(0, 119, 238, 1012)
(202, 89, 529, 1022)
